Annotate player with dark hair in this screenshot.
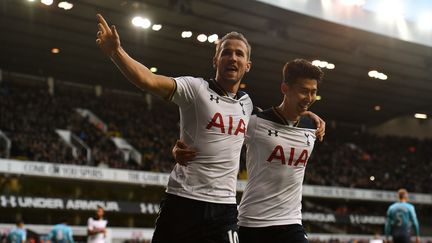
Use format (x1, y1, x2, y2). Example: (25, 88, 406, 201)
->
(384, 189, 420, 243)
(87, 206, 108, 243)
(7, 220, 26, 243)
(173, 59, 324, 243)
(237, 59, 323, 243)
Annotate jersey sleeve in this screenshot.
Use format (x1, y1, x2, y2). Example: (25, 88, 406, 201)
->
(170, 76, 203, 107)
(409, 204, 420, 236)
(46, 228, 55, 241)
(21, 230, 26, 242)
(67, 228, 74, 243)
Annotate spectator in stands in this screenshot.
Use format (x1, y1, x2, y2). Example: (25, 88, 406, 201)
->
(1, 66, 432, 194)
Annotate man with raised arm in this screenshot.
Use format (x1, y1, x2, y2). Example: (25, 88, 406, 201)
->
(96, 14, 254, 243)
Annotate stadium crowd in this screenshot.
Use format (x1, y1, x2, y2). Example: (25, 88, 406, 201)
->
(1, 78, 431, 193)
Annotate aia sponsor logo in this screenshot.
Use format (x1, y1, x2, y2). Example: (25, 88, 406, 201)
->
(266, 145, 309, 166)
(206, 112, 246, 136)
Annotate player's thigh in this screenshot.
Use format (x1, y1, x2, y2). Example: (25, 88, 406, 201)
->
(239, 224, 308, 243)
(392, 235, 410, 243)
(151, 194, 204, 243)
(200, 203, 239, 243)
(201, 222, 239, 243)
(279, 224, 309, 243)
(239, 226, 266, 243)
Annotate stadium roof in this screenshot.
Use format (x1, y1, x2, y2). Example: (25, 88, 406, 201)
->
(1, 0, 431, 125)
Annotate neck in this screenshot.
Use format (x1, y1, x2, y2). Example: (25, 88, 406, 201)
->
(215, 77, 240, 94)
(278, 100, 300, 122)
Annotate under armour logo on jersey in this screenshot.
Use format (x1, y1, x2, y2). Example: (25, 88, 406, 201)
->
(305, 133, 310, 146)
(268, 130, 278, 136)
(239, 102, 245, 115)
(210, 95, 219, 103)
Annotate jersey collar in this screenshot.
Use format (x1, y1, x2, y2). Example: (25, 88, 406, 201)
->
(255, 107, 298, 126)
(256, 107, 316, 129)
(209, 79, 247, 100)
(272, 107, 299, 126)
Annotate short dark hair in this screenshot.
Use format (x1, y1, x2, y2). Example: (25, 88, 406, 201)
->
(215, 32, 251, 60)
(282, 59, 324, 85)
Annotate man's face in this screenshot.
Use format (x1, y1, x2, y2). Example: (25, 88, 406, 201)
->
(213, 39, 251, 85)
(96, 208, 104, 218)
(285, 78, 317, 115)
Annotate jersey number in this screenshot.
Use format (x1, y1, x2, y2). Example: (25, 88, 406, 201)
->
(227, 230, 238, 243)
(395, 212, 403, 226)
(57, 230, 64, 240)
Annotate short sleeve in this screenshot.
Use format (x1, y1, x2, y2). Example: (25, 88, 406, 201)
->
(170, 76, 203, 107)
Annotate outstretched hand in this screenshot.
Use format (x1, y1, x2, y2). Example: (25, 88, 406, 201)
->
(301, 111, 326, 141)
(172, 140, 197, 166)
(96, 14, 121, 57)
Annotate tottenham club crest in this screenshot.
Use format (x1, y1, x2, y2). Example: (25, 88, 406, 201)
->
(305, 133, 310, 146)
(239, 102, 245, 115)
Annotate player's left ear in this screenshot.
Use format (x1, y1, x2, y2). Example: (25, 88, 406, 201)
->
(245, 61, 252, 73)
(281, 82, 289, 95)
(212, 57, 217, 69)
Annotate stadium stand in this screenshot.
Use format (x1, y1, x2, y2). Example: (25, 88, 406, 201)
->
(1, 76, 431, 193)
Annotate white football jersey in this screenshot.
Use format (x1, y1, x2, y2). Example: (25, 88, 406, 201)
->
(238, 107, 316, 227)
(87, 217, 108, 243)
(168, 76, 253, 204)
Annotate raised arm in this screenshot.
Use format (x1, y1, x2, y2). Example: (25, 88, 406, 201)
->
(96, 14, 175, 99)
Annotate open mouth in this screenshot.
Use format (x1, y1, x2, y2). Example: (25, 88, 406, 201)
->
(225, 66, 238, 72)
